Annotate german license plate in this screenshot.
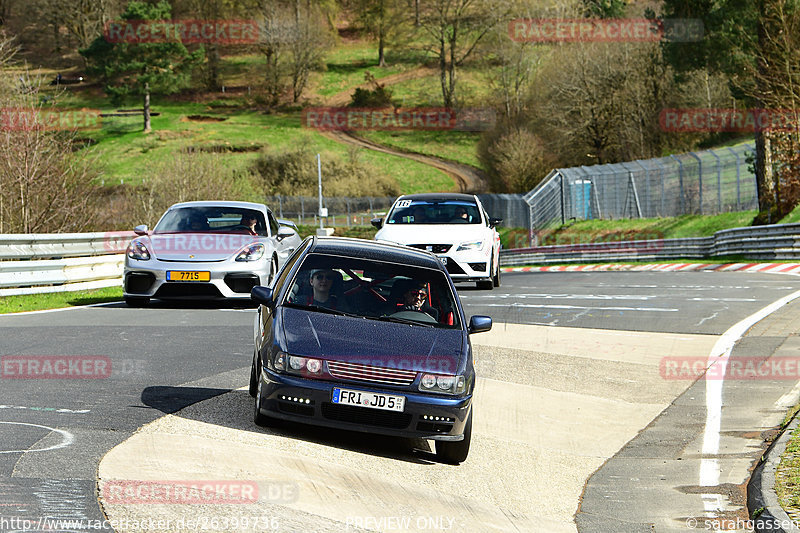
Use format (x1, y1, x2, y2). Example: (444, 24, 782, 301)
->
(166, 271, 210, 282)
(332, 388, 405, 412)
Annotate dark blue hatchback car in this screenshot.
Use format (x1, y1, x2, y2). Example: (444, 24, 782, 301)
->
(249, 236, 492, 463)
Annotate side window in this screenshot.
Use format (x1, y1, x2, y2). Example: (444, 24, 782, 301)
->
(267, 211, 280, 237)
(274, 239, 311, 294)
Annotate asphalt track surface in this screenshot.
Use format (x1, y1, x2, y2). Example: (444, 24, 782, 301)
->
(1, 270, 799, 532)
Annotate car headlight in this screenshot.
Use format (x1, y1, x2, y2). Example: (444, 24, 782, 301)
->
(456, 240, 484, 251)
(419, 373, 466, 395)
(126, 239, 150, 261)
(235, 243, 265, 262)
(275, 353, 323, 377)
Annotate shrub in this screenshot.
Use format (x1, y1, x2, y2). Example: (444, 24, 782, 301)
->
(251, 145, 399, 197)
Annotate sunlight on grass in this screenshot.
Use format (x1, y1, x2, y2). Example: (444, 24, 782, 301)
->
(0, 287, 123, 314)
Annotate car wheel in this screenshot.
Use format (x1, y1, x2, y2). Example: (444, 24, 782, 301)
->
(435, 411, 472, 464)
(476, 278, 493, 290)
(124, 297, 148, 307)
(248, 352, 260, 398)
(492, 259, 501, 288)
(253, 378, 272, 427)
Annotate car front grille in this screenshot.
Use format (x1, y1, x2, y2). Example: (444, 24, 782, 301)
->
(408, 244, 452, 254)
(154, 283, 223, 298)
(321, 402, 412, 429)
(326, 361, 417, 386)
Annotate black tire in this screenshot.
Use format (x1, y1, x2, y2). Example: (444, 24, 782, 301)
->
(476, 279, 493, 290)
(124, 296, 148, 307)
(248, 352, 259, 398)
(435, 411, 472, 464)
(253, 378, 271, 427)
(492, 259, 501, 288)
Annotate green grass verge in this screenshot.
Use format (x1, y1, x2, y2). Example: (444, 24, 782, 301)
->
(776, 422, 800, 516)
(531, 211, 759, 248)
(0, 286, 123, 314)
(357, 129, 484, 169)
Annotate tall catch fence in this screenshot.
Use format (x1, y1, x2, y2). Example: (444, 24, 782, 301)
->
(265, 194, 530, 229)
(523, 142, 757, 232)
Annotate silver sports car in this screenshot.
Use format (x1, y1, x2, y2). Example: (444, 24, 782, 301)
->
(123, 201, 301, 305)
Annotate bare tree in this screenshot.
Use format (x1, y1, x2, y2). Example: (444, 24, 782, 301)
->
(418, 0, 512, 108)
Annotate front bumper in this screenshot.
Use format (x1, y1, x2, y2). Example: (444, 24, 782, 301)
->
(123, 258, 267, 300)
(440, 249, 493, 282)
(257, 368, 472, 441)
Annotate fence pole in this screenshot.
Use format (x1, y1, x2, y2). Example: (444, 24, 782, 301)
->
(346, 199, 351, 227)
(709, 149, 721, 212)
(278, 195, 283, 218)
(688, 152, 703, 215)
(300, 197, 305, 225)
(726, 146, 742, 211)
(670, 155, 685, 214)
(560, 173, 566, 225)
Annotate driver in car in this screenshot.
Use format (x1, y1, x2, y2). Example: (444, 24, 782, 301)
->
(399, 281, 439, 321)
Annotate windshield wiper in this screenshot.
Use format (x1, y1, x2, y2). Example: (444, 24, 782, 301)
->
(375, 315, 436, 327)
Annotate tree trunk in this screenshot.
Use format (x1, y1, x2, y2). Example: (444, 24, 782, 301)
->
(753, 0, 776, 220)
(206, 44, 220, 91)
(143, 83, 151, 133)
(755, 129, 775, 213)
(414, 0, 420, 26)
(378, 29, 386, 67)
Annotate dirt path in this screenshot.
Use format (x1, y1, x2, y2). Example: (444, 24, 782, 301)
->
(320, 67, 487, 193)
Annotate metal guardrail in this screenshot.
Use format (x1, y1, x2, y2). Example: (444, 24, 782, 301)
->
(499, 224, 800, 266)
(2, 224, 800, 296)
(0, 232, 134, 297)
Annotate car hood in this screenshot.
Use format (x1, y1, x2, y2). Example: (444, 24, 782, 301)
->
(375, 224, 488, 247)
(144, 233, 261, 262)
(281, 307, 466, 375)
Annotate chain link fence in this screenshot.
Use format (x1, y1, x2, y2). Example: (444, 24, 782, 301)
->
(523, 142, 757, 231)
(265, 195, 396, 227)
(265, 194, 531, 229)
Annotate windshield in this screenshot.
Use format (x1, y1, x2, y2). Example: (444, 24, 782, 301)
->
(284, 253, 461, 328)
(386, 199, 481, 225)
(154, 206, 268, 236)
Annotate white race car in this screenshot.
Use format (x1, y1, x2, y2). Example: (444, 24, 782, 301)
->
(372, 193, 502, 290)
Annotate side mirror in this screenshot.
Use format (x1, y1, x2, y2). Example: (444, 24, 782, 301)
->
(251, 286, 275, 308)
(134, 224, 149, 236)
(488, 218, 503, 228)
(371, 217, 383, 229)
(468, 315, 492, 334)
(276, 226, 295, 241)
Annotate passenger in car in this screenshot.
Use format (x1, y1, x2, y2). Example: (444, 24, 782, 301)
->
(305, 269, 347, 310)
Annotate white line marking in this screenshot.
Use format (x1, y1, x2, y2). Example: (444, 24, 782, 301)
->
(0, 302, 120, 317)
(774, 380, 800, 409)
(480, 303, 678, 312)
(0, 421, 74, 454)
(699, 288, 800, 516)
